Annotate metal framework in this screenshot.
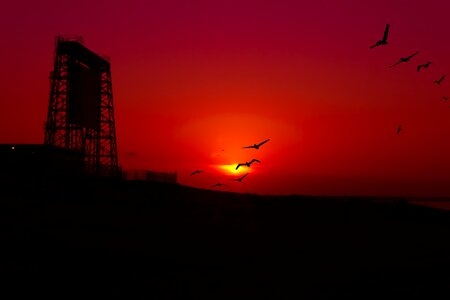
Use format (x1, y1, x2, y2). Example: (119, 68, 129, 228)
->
(44, 36, 119, 176)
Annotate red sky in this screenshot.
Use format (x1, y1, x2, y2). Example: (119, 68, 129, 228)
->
(1, 0, 450, 197)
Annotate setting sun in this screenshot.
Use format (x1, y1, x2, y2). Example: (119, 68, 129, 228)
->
(214, 164, 251, 175)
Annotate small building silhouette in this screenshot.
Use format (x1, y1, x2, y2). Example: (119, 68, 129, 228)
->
(0, 144, 84, 183)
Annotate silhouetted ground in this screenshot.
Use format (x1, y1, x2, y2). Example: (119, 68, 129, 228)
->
(1, 177, 450, 299)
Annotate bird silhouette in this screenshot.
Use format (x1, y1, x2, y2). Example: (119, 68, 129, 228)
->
(231, 173, 249, 183)
(211, 183, 226, 188)
(190, 170, 204, 176)
(417, 61, 432, 72)
(397, 125, 402, 135)
(443, 96, 449, 101)
(434, 75, 446, 85)
(389, 51, 419, 68)
(369, 24, 390, 48)
(236, 159, 261, 170)
(243, 139, 270, 150)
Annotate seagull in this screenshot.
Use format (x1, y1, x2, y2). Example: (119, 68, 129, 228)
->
(236, 159, 261, 170)
(243, 139, 270, 150)
(389, 51, 419, 68)
(231, 173, 249, 183)
(434, 75, 446, 85)
(397, 125, 402, 135)
(369, 24, 390, 49)
(190, 170, 204, 176)
(211, 183, 226, 188)
(417, 61, 432, 72)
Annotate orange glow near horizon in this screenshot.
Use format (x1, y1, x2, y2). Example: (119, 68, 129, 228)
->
(215, 164, 252, 175)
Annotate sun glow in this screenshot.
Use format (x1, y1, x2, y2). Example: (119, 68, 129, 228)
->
(215, 164, 251, 175)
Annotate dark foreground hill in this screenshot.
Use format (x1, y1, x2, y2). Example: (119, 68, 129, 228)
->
(1, 178, 450, 299)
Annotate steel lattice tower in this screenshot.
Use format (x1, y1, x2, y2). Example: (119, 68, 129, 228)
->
(44, 36, 119, 176)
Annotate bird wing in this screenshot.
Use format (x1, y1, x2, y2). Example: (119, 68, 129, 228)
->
(417, 64, 422, 72)
(241, 173, 249, 180)
(243, 145, 255, 149)
(257, 139, 270, 147)
(382, 24, 390, 42)
(251, 159, 261, 163)
(369, 42, 379, 49)
(406, 51, 419, 60)
(389, 60, 402, 68)
(435, 75, 445, 83)
(236, 164, 242, 170)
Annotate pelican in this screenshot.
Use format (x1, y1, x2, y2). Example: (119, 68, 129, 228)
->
(434, 75, 446, 85)
(369, 24, 390, 49)
(417, 61, 432, 72)
(211, 183, 226, 188)
(236, 159, 261, 170)
(389, 51, 419, 68)
(232, 173, 249, 183)
(243, 139, 270, 150)
(190, 170, 204, 176)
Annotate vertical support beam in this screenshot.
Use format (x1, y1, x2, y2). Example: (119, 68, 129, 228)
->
(98, 66, 119, 176)
(45, 37, 68, 147)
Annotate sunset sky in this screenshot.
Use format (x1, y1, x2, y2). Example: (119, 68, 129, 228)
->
(1, 0, 450, 197)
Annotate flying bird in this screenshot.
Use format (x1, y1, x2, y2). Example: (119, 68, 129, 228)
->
(417, 61, 432, 72)
(397, 125, 402, 135)
(434, 75, 446, 85)
(369, 24, 390, 49)
(243, 139, 270, 150)
(211, 183, 226, 188)
(389, 51, 419, 68)
(231, 173, 249, 183)
(236, 159, 261, 170)
(190, 170, 204, 176)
